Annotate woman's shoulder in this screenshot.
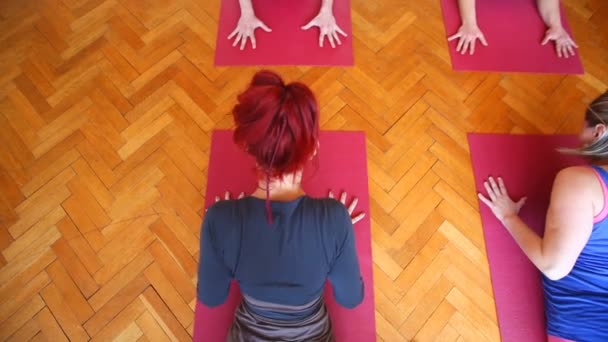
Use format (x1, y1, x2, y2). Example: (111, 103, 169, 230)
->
(203, 200, 248, 244)
(556, 165, 599, 183)
(301, 196, 348, 213)
(206, 199, 239, 216)
(559, 165, 595, 173)
(205, 199, 254, 227)
(552, 166, 603, 199)
(300, 197, 351, 230)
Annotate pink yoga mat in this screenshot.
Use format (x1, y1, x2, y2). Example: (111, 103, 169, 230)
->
(214, 0, 353, 66)
(440, 0, 584, 74)
(193, 130, 376, 341)
(468, 134, 585, 342)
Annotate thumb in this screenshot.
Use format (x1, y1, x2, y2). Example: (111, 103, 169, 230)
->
(541, 34, 552, 45)
(480, 34, 488, 46)
(447, 33, 461, 41)
(259, 22, 272, 32)
(517, 197, 527, 210)
(301, 19, 316, 30)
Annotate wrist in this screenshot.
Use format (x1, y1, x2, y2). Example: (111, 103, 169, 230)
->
(547, 20, 563, 30)
(461, 11, 478, 28)
(320, 0, 333, 13)
(501, 214, 518, 228)
(239, 1, 254, 16)
(320, 6, 332, 14)
(462, 20, 478, 29)
(241, 8, 254, 17)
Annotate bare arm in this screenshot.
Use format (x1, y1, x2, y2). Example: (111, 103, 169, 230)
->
(479, 169, 595, 281)
(458, 0, 477, 26)
(239, 0, 254, 14)
(537, 0, 562, 28)
(320, 0, 333, 13)
(537, 0, 578, 57)
(525, 168, 593, 279)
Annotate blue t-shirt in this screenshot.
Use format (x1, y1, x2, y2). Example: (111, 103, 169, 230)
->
(197, 196, 364, 317)
(542, 165, 608, 341)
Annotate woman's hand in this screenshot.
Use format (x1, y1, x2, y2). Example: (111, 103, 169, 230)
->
(301, 9, 347, 48)
(328, 190, 365, 224)
(541, 26, 578, 58)
(228, 11, 271, 50)
(448, 23, 488, 55)
(477, 177, 527, 224)
(214, 191, 245, 202)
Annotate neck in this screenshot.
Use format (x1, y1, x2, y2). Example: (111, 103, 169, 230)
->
(252, 170, 305, 201)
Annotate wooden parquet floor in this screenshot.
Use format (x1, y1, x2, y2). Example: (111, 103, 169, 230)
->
(0, 0, 607, 340)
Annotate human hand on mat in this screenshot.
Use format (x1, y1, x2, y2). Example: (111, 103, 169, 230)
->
(228, 10, 271, 50)
(214, 191, 245, 202)
(302, 8, 347, 48)
(478, 177, 527, 224)
(448, 24, 488, 55)
(541, 26, 578, 58)
(328, 190, 365, 224)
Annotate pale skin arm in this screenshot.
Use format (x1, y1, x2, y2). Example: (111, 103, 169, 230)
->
(302, 0, 347, 48)
(448, 0, 488, 55)
(478, 168, 594, 281)
(228, 0, 272, 50)
(537, 0, 561, 27)
(537, 0, 578, 57)
(458, 0, 477, 27)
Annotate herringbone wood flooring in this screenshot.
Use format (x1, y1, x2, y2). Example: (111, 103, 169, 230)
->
(0, 0, 607, 340)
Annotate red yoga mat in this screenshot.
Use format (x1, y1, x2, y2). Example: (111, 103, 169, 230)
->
(468, 133, 585, 342)
(193, 130, 376, 341)
(440, 0, 584, 74)
(214, 0, 353, 66)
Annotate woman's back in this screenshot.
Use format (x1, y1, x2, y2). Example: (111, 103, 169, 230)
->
(198, 196, 364, 319)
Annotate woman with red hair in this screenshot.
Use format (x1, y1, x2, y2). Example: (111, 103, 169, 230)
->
(197, 70, 365, 341)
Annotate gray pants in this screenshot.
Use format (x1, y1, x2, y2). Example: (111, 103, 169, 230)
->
(227, 295, 335, 342)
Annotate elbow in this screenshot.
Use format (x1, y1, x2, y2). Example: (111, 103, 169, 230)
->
(197, 286, 229, 308)
(340, 295, 363, 309)
(337, 296, 363, 309)
(336, 279, 364, 309)
(199, 294, 227, 308)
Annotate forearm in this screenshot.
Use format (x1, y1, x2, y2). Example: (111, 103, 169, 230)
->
(239, 0, 254, 15)
(537, 0, 562, 28)
(320, 0, 333, 12)
(502, 215, 549, 272)
(458, 0, 477, 26)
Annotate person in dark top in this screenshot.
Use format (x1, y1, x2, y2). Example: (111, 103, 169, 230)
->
(197, 70, 365, 341)
(478, 91, 608, 341)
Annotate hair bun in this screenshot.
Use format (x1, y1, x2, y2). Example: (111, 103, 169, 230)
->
(233, 70, 319, 177)
(251, 70, 285, 88)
